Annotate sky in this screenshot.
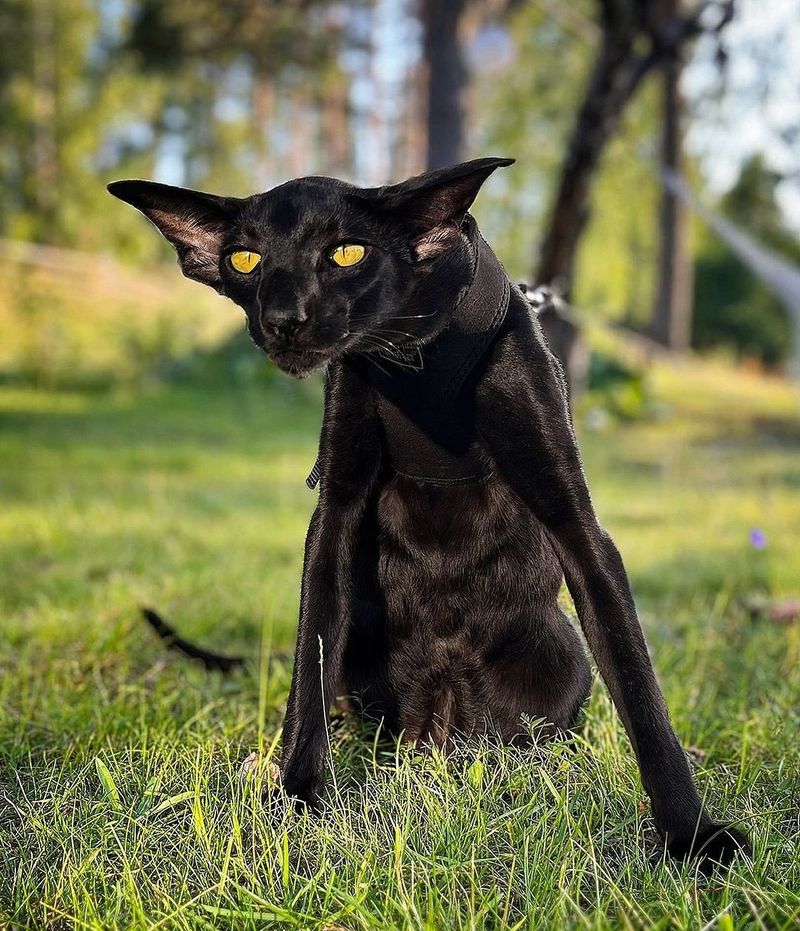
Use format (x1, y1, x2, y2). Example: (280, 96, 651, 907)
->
(684, 0, 800, 230)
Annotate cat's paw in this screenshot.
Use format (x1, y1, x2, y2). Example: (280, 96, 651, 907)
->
(279, 764, 325, 812)
(668, 823, 751, 874)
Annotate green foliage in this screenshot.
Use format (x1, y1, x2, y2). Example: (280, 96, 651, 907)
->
(0, 248, 237, 388)
(0, 0, 168, 250)
(693, 252, 793, 367)
(692, 156, 798, 367)
(127, 0, 337, 76)
(0, 0, 356, 260)
(586, 348, 651, 422)
(573, 82, 661, 325)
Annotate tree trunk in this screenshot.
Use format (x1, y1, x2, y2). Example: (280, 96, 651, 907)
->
(31, 0, 59, 231)
(399, 58, 428, 178)
(252, 74, 276, 190)
(531, 0, 725, 378)
(651, 52, 693, 349)
(320, 69, 351, 178)
(534, 2, 647, 294)
(421, 0, 468, 170)
(532, 1, 657, 388)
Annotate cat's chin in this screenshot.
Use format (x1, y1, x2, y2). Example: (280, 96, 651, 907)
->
(267, 347, 332, 379)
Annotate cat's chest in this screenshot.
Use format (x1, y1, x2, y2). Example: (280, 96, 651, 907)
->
(374, 471, 560, 599)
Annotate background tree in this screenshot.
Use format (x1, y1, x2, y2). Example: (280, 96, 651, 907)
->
(420, 0, 468, 169)
(693, 155, 798, 367)
(1, 0, 798, 380)
(649, 0, 695, 351)
(533, 0, 733, 307)
(0, 0, 153, 246)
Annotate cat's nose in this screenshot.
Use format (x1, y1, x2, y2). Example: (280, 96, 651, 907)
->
(260, 308, 308, 340)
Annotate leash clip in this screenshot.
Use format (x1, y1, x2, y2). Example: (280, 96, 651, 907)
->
(518, 282, 555, 313)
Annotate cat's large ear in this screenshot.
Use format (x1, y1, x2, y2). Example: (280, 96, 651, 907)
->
(375, 157, 514, 260)
(107, 180, 241, 292)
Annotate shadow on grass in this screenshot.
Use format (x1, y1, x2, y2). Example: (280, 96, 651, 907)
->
(1, 382, 322, 453)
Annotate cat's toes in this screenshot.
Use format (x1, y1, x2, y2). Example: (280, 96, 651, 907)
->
(668, 823, 751, 873)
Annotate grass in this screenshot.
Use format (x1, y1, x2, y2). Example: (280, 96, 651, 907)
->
(1, 352, 799, 929)
(0, 245, 234, 388)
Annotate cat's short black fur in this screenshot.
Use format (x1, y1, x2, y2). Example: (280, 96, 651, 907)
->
(109, 159, 751, 870)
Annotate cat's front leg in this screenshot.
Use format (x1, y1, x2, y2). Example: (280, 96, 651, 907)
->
(279, 508, 332, 807)
(279, 501, 367, 806)
(279, 359, 382, 807)
(476, 314, 751, 870)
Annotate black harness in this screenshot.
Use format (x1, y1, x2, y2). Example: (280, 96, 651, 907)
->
(308, 216, 514, 489)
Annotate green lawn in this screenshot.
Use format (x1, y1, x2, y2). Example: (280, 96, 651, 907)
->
(1, 357, 798, 930)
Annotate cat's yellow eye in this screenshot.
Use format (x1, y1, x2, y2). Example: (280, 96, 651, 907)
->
(330, 243, 366, 267)
(229, 250, 262, 274)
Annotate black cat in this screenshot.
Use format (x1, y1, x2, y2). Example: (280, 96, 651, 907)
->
(109, 158, 750, 870)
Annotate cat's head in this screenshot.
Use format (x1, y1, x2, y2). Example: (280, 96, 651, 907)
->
(108, 158, 513, 377)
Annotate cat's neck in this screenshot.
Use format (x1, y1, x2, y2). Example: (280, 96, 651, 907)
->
(358, 219, 510, 381)
(386, 215, 489, 347)
(351, 217, 511, 485)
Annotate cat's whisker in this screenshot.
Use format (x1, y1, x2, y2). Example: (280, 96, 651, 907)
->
(375, 328, 421, 344)
(383, 311, 439, 321)
(357, 336, 403, 360)
(407, 344, 425, 371)
(363, 333, 406, 356)
(381, 334, 425, 371)
(358, 334, 393, 351)
(381, 351, 424, 373)
(347, 310, 438, 329)
(358, 323, 422, 347)
(358, 325, 425, 372)
(367, 334, 400, 350)
(389, 357, 423, 373)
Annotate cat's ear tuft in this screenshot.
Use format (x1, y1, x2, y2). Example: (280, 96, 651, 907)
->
(107, 180, 240, 292)
(376, 157, 514, 261)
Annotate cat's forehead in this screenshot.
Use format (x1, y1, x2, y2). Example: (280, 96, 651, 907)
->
(243, 176, 369, 238)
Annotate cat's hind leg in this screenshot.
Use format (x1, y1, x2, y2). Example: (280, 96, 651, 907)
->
(339, 592, 401, 735)
(485, 608, 592, 741)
